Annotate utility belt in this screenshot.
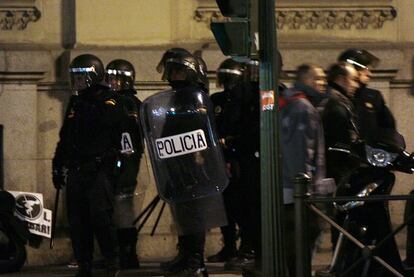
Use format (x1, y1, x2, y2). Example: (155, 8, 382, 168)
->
(67, 152, 120, 175)
(67, 157, 103, 172)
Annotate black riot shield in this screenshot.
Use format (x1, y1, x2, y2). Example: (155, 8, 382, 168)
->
(141, 86, 228, 204)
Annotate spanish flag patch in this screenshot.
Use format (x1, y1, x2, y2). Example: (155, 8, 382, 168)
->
(364, 102, 374, 109)
(105, 99, 116, 106)
(128, 112, 138, 118)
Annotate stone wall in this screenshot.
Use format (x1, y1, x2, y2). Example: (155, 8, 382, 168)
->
(1, 0, 414, 266)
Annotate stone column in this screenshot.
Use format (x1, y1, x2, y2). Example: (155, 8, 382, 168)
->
(0, 73, 45, 193)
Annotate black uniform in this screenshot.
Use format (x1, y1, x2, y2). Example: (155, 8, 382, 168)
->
(53, 84, 129, 270)
(238, 81, 261, 260)
(117, 89, 144, 192)
(112, 88, 144, 268)
(150, 48, 227, 277)
(353, 85, 396, 140)
(155, 84, 227, 277)
(235, 82, 288, 264)
(210, 85, 244, 257)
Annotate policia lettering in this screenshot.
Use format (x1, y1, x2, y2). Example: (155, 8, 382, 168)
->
(156, 129, 207, 159)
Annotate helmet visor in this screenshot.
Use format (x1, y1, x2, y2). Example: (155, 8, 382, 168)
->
(69, 66, 98, 91)
(162, 59, 197, 81)
(70, 73, 90, 92)
(105, 69, 134, 91)
(216, 68, 244, 88)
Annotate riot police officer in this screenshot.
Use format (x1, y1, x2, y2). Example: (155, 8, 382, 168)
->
(338, 49, 396, 138)
(145, 48, 228, 277)
(207, 58, 245, 263)
(335, 48, 414, 268)
(52, 54, 129, 277)
(224, 59, 263, 271)
(105, 59, 144, 269)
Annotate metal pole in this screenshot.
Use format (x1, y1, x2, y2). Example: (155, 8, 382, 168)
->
(50, 188, 60, 249)
(0, 125, 3, 190)
(259, 0, 286, 276)
(293, 174, 311, 277)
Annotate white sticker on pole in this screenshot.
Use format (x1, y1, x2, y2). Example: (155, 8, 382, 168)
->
(156, 129, 207, 159)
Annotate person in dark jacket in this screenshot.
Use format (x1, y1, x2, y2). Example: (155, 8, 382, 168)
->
(208, 58, 245, 263)
(321, 62, 360, 256)
(52, 54, 130, 277)
(322, 62, 360, 185)
(105, 59, 144, 269)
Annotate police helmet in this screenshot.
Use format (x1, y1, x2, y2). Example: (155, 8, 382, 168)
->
(69, 54, 104, 91)
(338, 49, 380, 70)
(105, 59, 135, 91)
(216, 58, 245, 89)
(156, 48, 199, 83)
(195, 55, 209, 93)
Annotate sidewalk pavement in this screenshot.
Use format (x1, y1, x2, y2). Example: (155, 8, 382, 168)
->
(6, 263, 243, 276)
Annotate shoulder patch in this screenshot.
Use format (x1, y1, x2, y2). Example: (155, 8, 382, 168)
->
(105, 99, 117, 106)
(215, 106, 222, 114)
(364, 102, 374, 109)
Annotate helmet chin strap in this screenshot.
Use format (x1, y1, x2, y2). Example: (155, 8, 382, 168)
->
(85, 74, 93, 88)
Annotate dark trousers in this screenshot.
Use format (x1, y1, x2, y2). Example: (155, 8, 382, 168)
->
(178, 232, 206, 259)
(239, 157, 261, 255)
(220, 177, 243, 250)
(66, 168, 118, 264)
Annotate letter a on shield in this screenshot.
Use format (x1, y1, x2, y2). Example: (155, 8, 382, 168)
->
(121, 132, 134, 154)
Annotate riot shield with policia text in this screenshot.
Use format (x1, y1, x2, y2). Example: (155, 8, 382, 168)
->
(141, 86, 228, 204)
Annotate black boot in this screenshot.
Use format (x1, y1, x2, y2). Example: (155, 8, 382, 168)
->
(105, 257, 120, 277)
(224, 249, 255, 270)
(75, 262, 92, 277)
(161, 237, 188, 272)
(207, 221, 238, 263)
(118, 228, 140, 269)
(164, 253, 208, 277)
(206, 246, 237, 263)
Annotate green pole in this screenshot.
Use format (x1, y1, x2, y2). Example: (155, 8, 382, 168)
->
(259, 0, 287, 276)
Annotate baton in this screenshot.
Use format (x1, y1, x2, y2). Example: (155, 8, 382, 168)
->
(150, 201, 166, 236)
(133, 195, 160, 225)
(137, 197, 159, 234)
(50, 188, 60, 249)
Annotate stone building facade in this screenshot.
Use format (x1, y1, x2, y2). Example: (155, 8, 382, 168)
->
(1, 0, 414, 265)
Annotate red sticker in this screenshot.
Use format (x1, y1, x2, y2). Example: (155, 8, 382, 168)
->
(261, 90, 275, 111)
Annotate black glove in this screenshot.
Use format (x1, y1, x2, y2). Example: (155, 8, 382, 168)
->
(52, 163, 67, 189)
